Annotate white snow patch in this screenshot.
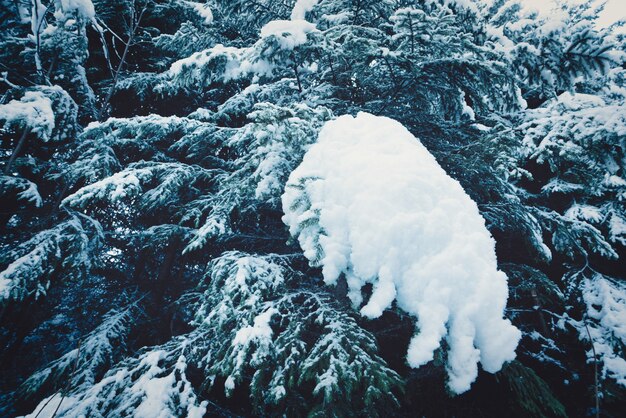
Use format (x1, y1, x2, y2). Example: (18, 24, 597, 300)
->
(183, 1, 213, 25)
(62, 170, 142, 208)
(282, 112, 520, 393)
(459, 90, 475, 120)
(565, 204, 604, 223)
(20, 394, 79, 417)
(168, 19, 317, 84)
(168, 44, 254, 82)
(579, 275, 626, 386)
(232, 308, 277, 346)
(609, 212, 626, 245)
(291, 0, 318, 20)
(260, 19, 317, 50)
(59, 0, 95, 19)
(0, 90, 55, 141)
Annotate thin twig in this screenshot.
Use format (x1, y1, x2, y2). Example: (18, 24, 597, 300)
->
(584, 321, 600, 418)
(33, 393, 58, 418)
(98, 1, 149, 120)
(51, 339, 82, 418)
(4, 128, 30, 174)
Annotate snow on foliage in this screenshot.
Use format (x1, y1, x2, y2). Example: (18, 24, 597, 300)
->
(0, 86, 77, 142)
(260, 20, 318, 50)
(167, 18, 319, 87)
(192, 251, 401, 414)
(184, 103, 331, 251)
(282, 112, 521, 393)
(522, 92, 626, 179)
(24, 251, 401, 416)
(167, 44, 245, 84)
(18, 304, 138, 399)
(58, 0, 96, 19)
(62, 161, 214, 213)
(0, 215, 102, 304)
(22, 340, 208, 418)
(581, 276, 626, 386)
(519, 86, 625, 261)
(181, 1, 213, 25)
(3, 0, 626, 415)
(0, 91, 54, 141)
(291, 0, 319, 20)
(566, 271, 626, 388)
(0, 176, 43, 207)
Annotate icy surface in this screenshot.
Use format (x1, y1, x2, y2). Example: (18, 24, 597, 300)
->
(282, 112, 521, 393)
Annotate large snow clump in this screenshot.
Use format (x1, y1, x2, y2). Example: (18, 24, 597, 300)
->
(282, 112, 521, 393)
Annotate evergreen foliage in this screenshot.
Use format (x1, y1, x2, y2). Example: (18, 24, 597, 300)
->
(0, 0, 625, 416)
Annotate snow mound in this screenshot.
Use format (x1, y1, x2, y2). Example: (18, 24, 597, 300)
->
(282, 112, 521, 393)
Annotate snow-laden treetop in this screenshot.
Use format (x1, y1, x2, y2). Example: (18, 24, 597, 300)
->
(282, 112, 521, 393)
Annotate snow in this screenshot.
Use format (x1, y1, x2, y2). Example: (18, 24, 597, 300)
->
(0, 90, 55, 141)
(521, 0, 626, 31)
(435, 0, 479, 14)
(232, 307, 277, 346)
(184, 1, 213, 25)
(0, 243, 51, 303)
(320, 11, 351, 24)
(62, 170, 143, 208)
(30, 0, 47, 34)
(133, 351, 177, 418)
(604, 174, 626, 188)
(291, 0, 318, 20)
(522, 92, 626, 167)
(17, 180, 42, 206)
(22, 347, 207, 418)
(168, 44, 246, 82)
(126, 351, 209, 418)
(260, 19, 318, 50)
(1, 176, 43, 206)
(579, 275, 626, 386)
(168, 19, 317, 85)
(541, 178, 584, 194)
(21, 394, 80, 417)
(565, 204, 604, 224)
(0, 276, 12, 302)
(59, 0, 96, 19)
(609, 212, 626, 245)
(282, 112, 521, 393)
(459, 90, 475, 120)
